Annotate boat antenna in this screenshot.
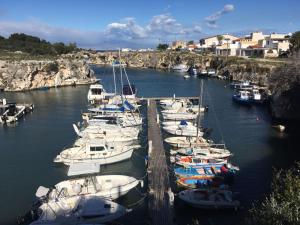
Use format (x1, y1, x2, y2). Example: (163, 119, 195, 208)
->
(196, 79, 203, 140)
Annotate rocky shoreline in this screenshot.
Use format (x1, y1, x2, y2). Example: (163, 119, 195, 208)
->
(1, 51, 299, 123)
(0, 57, 96, 92)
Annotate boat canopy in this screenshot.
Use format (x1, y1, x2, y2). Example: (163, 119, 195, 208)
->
(68, 163, 100, 176)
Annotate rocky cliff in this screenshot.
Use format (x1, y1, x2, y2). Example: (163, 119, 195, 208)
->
(268, 62, 300, 122)
(0, 58, 95, 91)
(88, 51, 283, 86)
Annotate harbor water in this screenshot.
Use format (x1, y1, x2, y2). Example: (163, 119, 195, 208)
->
(0, 65, 299, 225)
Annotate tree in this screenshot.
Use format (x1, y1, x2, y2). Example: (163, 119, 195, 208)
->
(187, 40, 194, 45)
(217, 35, 224, 44)
(247, 162, 300, 225)
(157, 43, 169, 51)
(289, 31, 300, 54)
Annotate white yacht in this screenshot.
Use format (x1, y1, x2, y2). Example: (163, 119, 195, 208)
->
(29, 194, 127, 225)
(163, 123, 204, 137)
(73, 124, 139, 138)
(54, 140, 140, 165)
(37, 175, 141, 201)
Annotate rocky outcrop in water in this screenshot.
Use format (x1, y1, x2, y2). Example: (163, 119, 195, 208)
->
(0, 58, 95, 91)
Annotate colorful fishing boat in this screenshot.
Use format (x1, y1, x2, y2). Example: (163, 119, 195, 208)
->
(176, 175, 224, 189)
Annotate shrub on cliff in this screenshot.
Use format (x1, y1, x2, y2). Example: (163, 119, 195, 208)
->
(0, 33, 78, 56)
(247, 162, 300, 225)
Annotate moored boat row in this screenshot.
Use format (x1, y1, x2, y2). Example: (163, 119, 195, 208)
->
(160, 80, 241, 210)
(19, 57, 146, 225)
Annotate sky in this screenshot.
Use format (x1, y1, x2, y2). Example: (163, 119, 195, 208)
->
(0, 0, 299, 49)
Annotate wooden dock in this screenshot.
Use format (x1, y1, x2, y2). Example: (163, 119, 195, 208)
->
(147, 99, 174, 225)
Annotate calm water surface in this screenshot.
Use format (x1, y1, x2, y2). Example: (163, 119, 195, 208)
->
(0, 65, 298, 225)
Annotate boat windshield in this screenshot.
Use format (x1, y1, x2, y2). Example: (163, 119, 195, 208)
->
(91, 88, 102, 95)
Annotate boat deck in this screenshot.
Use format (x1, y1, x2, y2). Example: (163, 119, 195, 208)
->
(147, 99, 174, 225)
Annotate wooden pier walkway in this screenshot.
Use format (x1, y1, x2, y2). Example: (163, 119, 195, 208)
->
(147, 99, 174, 225)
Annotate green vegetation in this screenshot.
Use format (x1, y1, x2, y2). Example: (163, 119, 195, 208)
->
(247, 162, 300, 225)
(156, 43, 169, 51)
(217, 35, 224, 42)
(290, 31, 300, 54)
(187, 40, 194, 45)
(0, 33, 78, 56)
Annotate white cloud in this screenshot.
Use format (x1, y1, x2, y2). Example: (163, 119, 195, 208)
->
(0, 14, 205, 49)
(146, 14, 186, 35)
(205, 4, 234, 28)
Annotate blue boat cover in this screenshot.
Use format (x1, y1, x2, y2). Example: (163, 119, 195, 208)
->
(180, 120, 188, 126)
(123, 100, 135, 110)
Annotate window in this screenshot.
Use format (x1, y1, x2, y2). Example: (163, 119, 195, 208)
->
(90, 146, 105, 151)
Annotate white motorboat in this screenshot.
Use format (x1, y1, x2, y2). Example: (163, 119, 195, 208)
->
(73, 124, 139, 138)
(171, 145, 232, 159)
(74, 135, 136, 147)
(164, 136, 210, 148)
(162, 106, 205, 114)
(162, 120, 194, 127)
(37, 175, 140, 201)
(184, 75, 190, 79)
(178, 189, 240, 209)
(87, 84, 115, 103)
(54, 140, 140, 165)
(163, 124, 204, 137)
(29, 194, 127, 225)
(172, 64, 189, 72)
(163, 112, 197, 121)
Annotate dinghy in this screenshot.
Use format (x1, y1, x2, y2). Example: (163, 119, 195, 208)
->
(176, 175, 224, 189)
(174, 164, 238, 178)
(174, 155, 227, 167)
(178, 189, 240, 209)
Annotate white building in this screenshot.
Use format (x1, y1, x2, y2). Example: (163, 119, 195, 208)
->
(199, 34, 239, 49)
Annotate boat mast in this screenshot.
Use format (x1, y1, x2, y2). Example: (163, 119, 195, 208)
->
(196, 80, 204, 139)
(119, 49, 124, 101)
(112, 62, 117, 94)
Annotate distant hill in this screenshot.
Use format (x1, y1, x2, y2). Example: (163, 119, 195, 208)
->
(0, 33, 78, 55)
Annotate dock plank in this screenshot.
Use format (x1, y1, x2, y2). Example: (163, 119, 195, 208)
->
(147, 99, 174, 225)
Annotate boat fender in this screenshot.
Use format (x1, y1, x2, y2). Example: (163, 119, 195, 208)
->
(72, 183, 82, 194)
(140, 180, 144, 188)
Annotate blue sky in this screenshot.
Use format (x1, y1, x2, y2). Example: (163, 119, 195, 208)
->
(0, 0, 299, 49)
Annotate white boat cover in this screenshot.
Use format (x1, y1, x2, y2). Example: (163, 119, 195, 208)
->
(68, 163, 100, 176)
(35, 186, 50, 198)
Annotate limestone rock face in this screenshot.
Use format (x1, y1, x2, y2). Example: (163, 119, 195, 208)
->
(0, 58, 95, 91)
